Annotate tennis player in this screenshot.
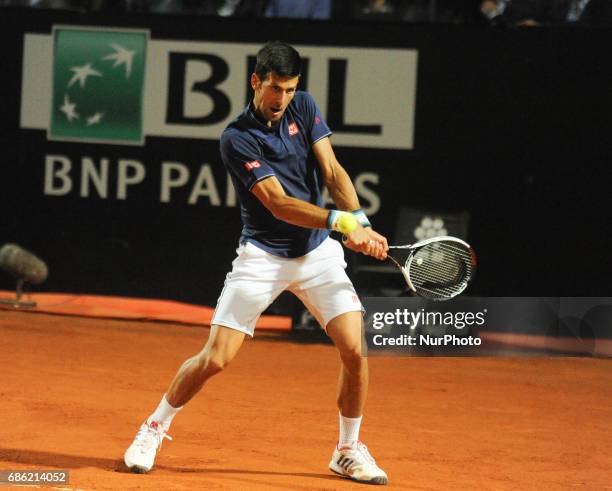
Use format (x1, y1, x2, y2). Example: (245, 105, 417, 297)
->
(124, 41, 389, 485)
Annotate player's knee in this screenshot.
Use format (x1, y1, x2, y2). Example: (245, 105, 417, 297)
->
(199, 350, 232, 375)
(205, 357, 226, 375)
(340, 347, 365, 374)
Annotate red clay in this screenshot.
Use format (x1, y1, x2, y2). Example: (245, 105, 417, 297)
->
(1, 310, 611, 490)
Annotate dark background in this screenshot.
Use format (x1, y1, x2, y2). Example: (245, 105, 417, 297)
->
(1, 8, 611, 310)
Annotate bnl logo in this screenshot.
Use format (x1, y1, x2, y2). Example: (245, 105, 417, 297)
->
(49, 27, 148, 145)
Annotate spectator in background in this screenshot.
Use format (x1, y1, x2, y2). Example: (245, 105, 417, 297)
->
(575, 0, 612, 25)
(480, 0, 511, 24)
(482, 0, 612, 26)
(263, 0, 332, 19)
(428, 0, 482, 23)
(117, 0, 264, 16)
(507, 0, 577, 25)
(216, 0, 266, 17)
(351, 0, 402, 21)
(350, 0, 480, 23)
(216, 0, 240, 15)
(402, 0, 435, 22)
(1, 0, 85, 9)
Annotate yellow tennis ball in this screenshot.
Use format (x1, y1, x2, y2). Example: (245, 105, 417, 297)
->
(337, 213, 358, 234)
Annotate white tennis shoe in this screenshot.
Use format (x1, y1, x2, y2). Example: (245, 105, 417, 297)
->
(124, 421, 172, 473)
(329, 440, 388, 485)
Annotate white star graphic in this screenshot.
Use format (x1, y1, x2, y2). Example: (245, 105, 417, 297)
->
(86, 112, 104, 126)
(68, 63, 102, 88)
(102, 43, 136, 78)
(59, 94, 79, 122)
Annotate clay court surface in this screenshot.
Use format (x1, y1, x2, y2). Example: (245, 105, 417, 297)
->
(1, 310, 611, 490)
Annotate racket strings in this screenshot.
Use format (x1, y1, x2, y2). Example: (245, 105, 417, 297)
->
(410, 265, 465, 285)
(405, 242, 474, 300)
(410, 260, 471, 285)
(410, 254, 466, 279)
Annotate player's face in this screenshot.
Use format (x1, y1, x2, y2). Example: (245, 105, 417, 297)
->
(251, 72, 299, 125)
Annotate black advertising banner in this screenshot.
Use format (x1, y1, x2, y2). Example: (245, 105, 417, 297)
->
(2, 8, 611, 310)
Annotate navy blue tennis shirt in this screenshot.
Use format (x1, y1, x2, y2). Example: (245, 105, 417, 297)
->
(220, 91, 333, 258)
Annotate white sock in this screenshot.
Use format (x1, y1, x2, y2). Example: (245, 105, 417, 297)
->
(147, 394, 182, 431)
(338, 412, 362, 448)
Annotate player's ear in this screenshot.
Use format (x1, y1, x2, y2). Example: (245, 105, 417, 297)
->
(250, 73, 260, 91)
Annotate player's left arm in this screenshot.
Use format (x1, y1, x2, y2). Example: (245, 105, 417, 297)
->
(313, 137, 359, 211)
(312, 137, 388, 258)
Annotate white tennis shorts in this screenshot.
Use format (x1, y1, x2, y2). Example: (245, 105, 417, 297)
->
(211, 237, 362, 336)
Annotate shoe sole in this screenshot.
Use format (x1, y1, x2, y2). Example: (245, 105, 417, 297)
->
(329, 465, 388, 485)
(124, 452, 152, 474)
(127, 464, 150, 474)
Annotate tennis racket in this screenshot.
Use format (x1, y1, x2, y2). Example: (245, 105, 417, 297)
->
(387, 236, 476, 300)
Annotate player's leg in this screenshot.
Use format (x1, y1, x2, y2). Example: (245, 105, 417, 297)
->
(326, 311, 368, 419)
(124, 241, 288, 473)
(291, 238, 388, 485)
(326, 313, 387, 485)
(166, 324, 246, 408)
(123, 325, 245, 473)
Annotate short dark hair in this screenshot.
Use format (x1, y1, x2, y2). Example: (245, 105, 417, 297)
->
(254, 41, 301, 80)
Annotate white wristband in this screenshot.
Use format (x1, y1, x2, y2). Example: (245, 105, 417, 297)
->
(352, 209, 371, 228)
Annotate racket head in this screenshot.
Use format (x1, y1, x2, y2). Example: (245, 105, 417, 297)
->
(402, 236, 476, 300)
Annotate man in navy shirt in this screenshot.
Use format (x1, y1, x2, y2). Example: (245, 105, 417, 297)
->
(125, 41, 389, 485)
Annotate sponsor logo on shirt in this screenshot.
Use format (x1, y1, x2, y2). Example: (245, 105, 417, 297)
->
(288, 122, 299, 136)
(314, 116, 321, 125)
(244, 160, 261, 171)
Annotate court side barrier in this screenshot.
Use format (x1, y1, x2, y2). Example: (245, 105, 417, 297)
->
(0, 291, 292, 331)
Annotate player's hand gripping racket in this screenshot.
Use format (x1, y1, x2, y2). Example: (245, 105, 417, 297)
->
(387, 236, 477, 300)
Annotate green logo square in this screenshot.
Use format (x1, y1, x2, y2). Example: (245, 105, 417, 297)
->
(50, 27, 148, 145)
